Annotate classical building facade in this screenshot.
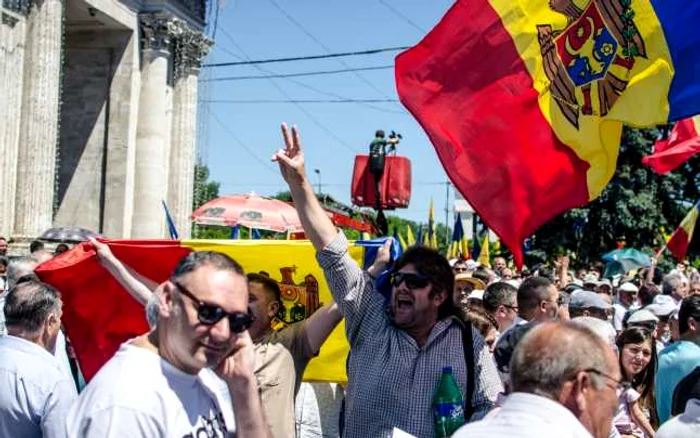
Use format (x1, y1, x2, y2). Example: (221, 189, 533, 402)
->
(0, 0, 212, 242)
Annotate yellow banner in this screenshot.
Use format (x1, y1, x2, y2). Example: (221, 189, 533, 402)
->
(183, 239, 364, 383)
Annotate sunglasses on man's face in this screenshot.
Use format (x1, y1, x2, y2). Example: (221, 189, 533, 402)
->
(172, 280, 254, 333)
(390, 272, 430, 290)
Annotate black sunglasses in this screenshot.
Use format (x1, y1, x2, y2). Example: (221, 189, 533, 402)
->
(172, 280, 254, 333)
(390, 272, 430, 290)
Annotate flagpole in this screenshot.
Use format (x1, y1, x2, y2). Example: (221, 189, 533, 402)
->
(444, 181, 451, 249)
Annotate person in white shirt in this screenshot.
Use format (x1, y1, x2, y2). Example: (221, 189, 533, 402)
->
(454, 321, 622, 438)
(657, 366, 700, 438)
(66, 250, 271, 437)
(613, 282, 640, 332)
(0, 281, 77, 438)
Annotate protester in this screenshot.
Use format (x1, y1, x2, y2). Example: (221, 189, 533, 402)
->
(66, 251, 270, 437)
(91, 237, 344, 438)
(655, 295, 700, 423)
(569, 291, 613, 321)
(638, 284, 659, 307)
(613, 327, 657, 437)
(493, 256, 507, 276)
(662, 273, 687, 304)
(30, 239, 45, 254)
(272, 123, 501, 437)
(656, 366, 700, 438)
(481, 281, 518, 333)
(691, 280, 700, 296)
(646, 295, 677, 349)
(0, 281, 77, 438)
(453, 273, 485, 313)
(614, 282, 640, 332)
(626, 309, 659, 332)
(246, 272, 343, 437)
(515, 276, 559, 325)
(454, 322, 621, 438)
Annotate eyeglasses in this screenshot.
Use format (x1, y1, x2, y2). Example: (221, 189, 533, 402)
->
(453, 267, 468, 273)
(390, 272, 430, 290)
(504, 304, 519, 312)
(172, 280, 254, 333)
(583, 368, 631, 392)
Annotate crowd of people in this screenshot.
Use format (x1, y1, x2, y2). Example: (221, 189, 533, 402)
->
(0, 124, 699, 437)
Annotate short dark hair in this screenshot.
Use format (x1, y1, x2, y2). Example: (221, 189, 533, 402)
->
(679, 295, 700, 335)
(393, 245, 458, 319)
(517, 277, 554, 320)
(172, 251, 245, 280)
(0, 256, 7, 268)
(4, 281, 61, 334)
(482, 282, 517, 313)
(247, 272, 282, 304)
(29, 240, 45, 253)
(638, 283, 658, 307)
(375, 129, 385, 138)
(472, 267, 490, 285)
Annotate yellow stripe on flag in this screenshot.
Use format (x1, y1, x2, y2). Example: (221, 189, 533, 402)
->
(182, 239, 365, 383)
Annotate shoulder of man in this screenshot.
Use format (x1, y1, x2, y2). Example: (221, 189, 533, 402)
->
(273, 322, 314, 360)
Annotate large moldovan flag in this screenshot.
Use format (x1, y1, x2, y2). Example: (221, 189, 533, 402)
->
(36, 239, 365, 383)
(396, 0, 700, 266)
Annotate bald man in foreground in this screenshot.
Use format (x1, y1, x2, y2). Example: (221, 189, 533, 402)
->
(454, 322, 621, 438)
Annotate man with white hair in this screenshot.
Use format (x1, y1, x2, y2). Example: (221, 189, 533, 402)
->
(613, 282, 640, 332)
(455, 322, 622, 438)
(663, 273, 688, 305)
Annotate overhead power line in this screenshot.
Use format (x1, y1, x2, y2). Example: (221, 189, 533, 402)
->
(205, 98, 400, 104)
(378, 0, 427, 34)
(204, 65, 393, 82)
(203, 46, 409, 68)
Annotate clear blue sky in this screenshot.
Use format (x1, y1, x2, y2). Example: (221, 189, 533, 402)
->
(199, 0, 456, 226)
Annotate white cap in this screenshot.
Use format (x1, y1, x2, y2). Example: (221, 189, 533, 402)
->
(468, 290, 484, 301)
(627, 309, 659, 325)
(646, 295, 677, 317)
(505, 279, 521, 289)
(619, 282, 639, 293)
(465, 260, 480, 271)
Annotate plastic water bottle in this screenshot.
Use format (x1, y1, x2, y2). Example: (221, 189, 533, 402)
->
(433, 366, 465, 437)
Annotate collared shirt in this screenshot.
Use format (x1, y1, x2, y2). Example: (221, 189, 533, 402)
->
(656, 340, 700, 423)
(255, 323, 315, 438)
(453, 392, 593, 438)
(656, 398, 700, 438)
(0, 335, 77, 438)
(317, 233, 502, 438)
(612, 302, 640, 331)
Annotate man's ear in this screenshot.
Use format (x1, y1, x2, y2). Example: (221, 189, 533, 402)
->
(432, 289, 447, 306)
(159, 283, 175, 318)
(558, 372, 590, 417)
(268, 300, 280, 318)
(689, 317, 698, 331)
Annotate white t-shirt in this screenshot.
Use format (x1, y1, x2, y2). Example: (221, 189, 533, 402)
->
(66, 343, 235, 437)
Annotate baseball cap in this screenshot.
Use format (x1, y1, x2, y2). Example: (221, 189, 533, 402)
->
(468, 290, 485, 301)
(646, 295, 677, 317)
(465, 260, 480, 271)
(569, 290, 612, 310)
(619, 282, 639, 293)
(598, 279, 612, 289)
(627, 309, 659, 325)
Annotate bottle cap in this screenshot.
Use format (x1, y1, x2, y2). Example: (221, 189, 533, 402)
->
(442, 366, 452, 374)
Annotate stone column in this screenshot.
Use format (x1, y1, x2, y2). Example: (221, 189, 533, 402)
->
(13, 0, 63, 239)
(131, 13, 179, 238)
(168, 28, 212, 238)
(0, 2, 28, 238)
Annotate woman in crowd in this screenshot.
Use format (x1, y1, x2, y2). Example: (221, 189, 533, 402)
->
(614, 327, 658, 438)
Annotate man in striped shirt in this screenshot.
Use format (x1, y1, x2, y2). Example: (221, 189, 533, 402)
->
(273, 124, 502, 437)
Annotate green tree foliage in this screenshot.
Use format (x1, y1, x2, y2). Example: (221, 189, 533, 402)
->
(192, 163, 225, 239)
(529, 126, 700, 266)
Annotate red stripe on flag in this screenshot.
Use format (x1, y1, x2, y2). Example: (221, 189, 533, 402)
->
(667, 227, 691, 261)
(395, 0, 590, 266)
(36, 240, 191, 380)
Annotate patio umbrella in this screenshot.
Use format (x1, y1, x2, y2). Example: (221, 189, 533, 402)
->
(39, 226, 101, 243)
(602, 248, 651, 277)
(191, 194, 303, 233)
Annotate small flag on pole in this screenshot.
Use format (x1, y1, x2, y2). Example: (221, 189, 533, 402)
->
(449, 213, 469, 259)
(161, 201, 179, 240)
(406, 226, 416, 246)
(666, 201, 700, 261)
